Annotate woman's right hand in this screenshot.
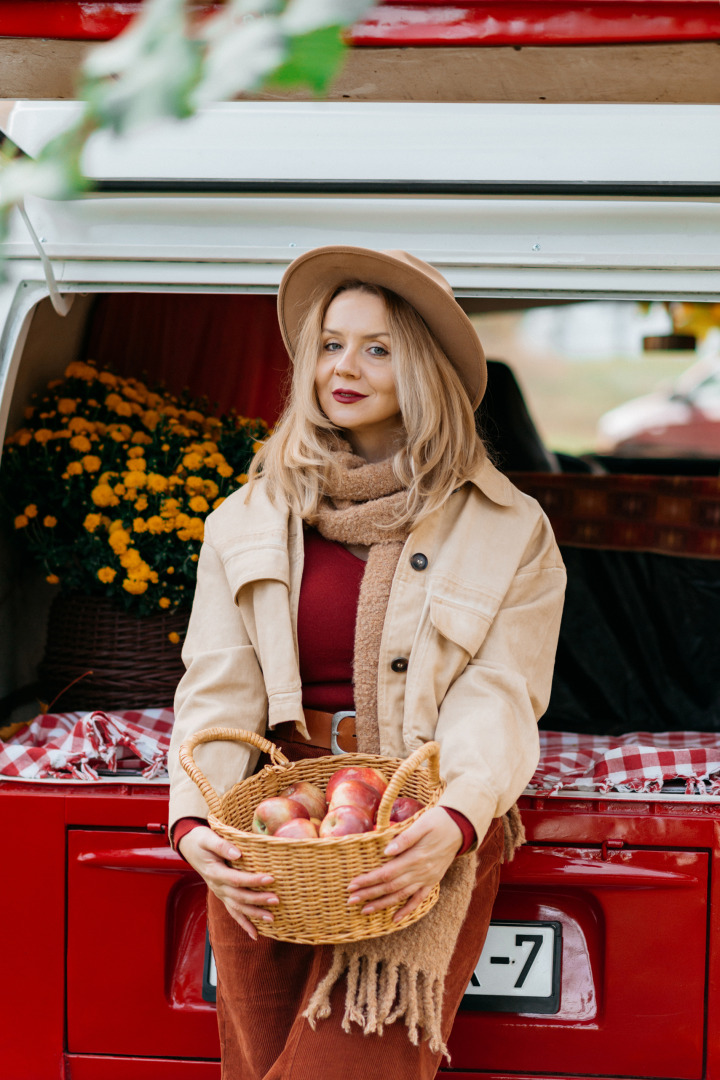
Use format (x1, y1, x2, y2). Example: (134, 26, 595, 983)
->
(177, 825, 278, 940)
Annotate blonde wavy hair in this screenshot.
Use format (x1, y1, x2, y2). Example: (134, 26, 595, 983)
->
(247, 282, 486, 530)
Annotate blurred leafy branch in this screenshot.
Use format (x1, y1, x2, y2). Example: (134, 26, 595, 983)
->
(0, 0, 373, 226)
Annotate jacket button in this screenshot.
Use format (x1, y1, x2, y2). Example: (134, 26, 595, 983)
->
(391, 657, 408, 673)
(410, 553, 428, 571)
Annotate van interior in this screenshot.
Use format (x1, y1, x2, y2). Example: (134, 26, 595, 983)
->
(2, 290, 719, 751)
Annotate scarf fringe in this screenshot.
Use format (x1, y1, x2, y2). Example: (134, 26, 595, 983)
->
(303, 955, 451, 1064)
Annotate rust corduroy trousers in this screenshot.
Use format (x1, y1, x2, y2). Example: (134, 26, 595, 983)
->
(207, 815, 504, 1080)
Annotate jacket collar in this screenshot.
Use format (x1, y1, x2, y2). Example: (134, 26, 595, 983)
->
(466, 457, 514, 506)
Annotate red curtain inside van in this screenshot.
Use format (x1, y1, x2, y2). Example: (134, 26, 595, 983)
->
(83, 293, 291, 425)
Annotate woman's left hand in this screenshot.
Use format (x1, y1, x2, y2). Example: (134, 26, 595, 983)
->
(346, 806, 463, 922)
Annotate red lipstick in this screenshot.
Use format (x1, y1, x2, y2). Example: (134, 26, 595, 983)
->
(332, 390, 367, 403)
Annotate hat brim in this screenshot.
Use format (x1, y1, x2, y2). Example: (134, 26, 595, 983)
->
(277, 246, 486, 409)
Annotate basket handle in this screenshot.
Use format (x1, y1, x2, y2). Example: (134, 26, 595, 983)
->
(375, 741, 441, 830)
(179, 727, 290, 817)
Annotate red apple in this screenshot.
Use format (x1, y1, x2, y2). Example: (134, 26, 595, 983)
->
(326, 766, 387, 802)
(252, 796, 309, 835)
(328, 779, 381, 819)
(389, 797, 424, 823)
(319, 804, 374, 838)
(278, 781, 326, 819)
(274, 818, 319, 839)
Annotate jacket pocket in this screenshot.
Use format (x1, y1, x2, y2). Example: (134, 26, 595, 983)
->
(429, 594, 493, 658)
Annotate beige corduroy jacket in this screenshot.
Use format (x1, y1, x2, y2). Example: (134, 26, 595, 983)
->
(168, 459, 566, 845)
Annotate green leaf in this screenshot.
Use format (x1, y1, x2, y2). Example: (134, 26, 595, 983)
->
(264, 24, 346, 95)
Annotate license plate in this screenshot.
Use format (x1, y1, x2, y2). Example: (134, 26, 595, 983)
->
(462, 920, 561, 1014)
(202, 930, 217, 1003)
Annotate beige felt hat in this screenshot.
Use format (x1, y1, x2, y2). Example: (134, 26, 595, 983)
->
(277, 246, 486, 409)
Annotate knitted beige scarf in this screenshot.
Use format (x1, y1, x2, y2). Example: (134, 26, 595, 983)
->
(302, 448, 525, 1062)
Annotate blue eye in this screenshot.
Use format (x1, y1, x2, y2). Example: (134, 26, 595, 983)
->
(324, 341, 341, 352)
(369, 345, 388, 357)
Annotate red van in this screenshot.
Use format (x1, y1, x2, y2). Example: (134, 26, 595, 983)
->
(1, 7, 720, 1079)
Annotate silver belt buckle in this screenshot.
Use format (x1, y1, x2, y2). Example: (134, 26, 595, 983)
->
(330, 710, 356, 755)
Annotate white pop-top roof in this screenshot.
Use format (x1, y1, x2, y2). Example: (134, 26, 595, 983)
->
(3, 101, 720, 188)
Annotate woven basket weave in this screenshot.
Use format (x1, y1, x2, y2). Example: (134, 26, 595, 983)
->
(38, 594, 188, 711)
(180, 728, 446, 945)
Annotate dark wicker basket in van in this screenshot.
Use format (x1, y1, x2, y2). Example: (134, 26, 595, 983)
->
(38, 594, 188, 712)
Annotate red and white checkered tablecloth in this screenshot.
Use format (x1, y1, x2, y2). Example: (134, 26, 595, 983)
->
(532, 729, 720, 795)
(0, 709, 173, 781)
(3, 712, 720, 794)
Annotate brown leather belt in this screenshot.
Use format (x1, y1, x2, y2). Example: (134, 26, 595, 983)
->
(271, 708, 357, 754)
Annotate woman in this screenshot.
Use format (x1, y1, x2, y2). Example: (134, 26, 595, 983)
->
(168, 246, 566, 1080)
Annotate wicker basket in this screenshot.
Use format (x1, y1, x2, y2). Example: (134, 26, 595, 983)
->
(180, 728, 446, 945)
(38, 594, 189, 711)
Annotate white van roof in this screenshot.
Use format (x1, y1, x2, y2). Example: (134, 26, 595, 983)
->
(4, 101, 720, 191)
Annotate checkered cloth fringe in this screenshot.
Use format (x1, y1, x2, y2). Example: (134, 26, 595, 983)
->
(0, 709, 173, 781)
(531, 729, 720, 795)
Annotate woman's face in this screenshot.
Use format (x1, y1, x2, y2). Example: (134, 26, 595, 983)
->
(315, 289, 403, 461)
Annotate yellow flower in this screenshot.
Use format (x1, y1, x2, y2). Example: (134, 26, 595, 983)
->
(14, 514, 28, 529)
(114, 483, 127, 496)
(185, 476, 205, 493)
(236, 473, 248, 484)
(133, 517, 147, 533)
(185, 409, 205, 424)
(123, 577, 148, 595)
(91, 484, 120, 508)
(168, 631, 180, 643)
(212, 497, 226, 510)
(109, 429, 125, 443)
(159, 596, 171, 609)
(120, 547, 142, 569)
(123, 470, 147, 489)
(46, 574, 60, 585)
(190, 553, 199, 562)
(24, 406, 34, 420)
(127, 445, 145, 459)
(66, 461, 83, 477)
(43, 516, 57, 528)
(68, 416, 94, 434)
(70, 435, 92, 453)
(146, 515, 165, 534)
(188, 495, 209, 513)
(97, 567, 117, 583)
(98, 371, 118, 387)
(252, 441, 264, 453)
(108, 529, 131, 554)
(126, 458, 147, 472)
(65, 360, 97, 381)
(57, 398, 77, 415)
(203, 479, 219, 500)
(84, 513, 102, 533)
(34, 429, 53, 444)
(16, 430, 33, 447)
(143, 409, 160, 430)
(108, 519, 125, 534)
(115, 400, 133, 417)
(217, 463, 233, 478)
(182, 452, 204, 471)
(24, 504, 38, 518)
(131, 431, 152, 445)
(146, 473, 169, 494)
(81, 455, 102, 473)
(161, 443, 170, 452)
(166, 566, 175, 574)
